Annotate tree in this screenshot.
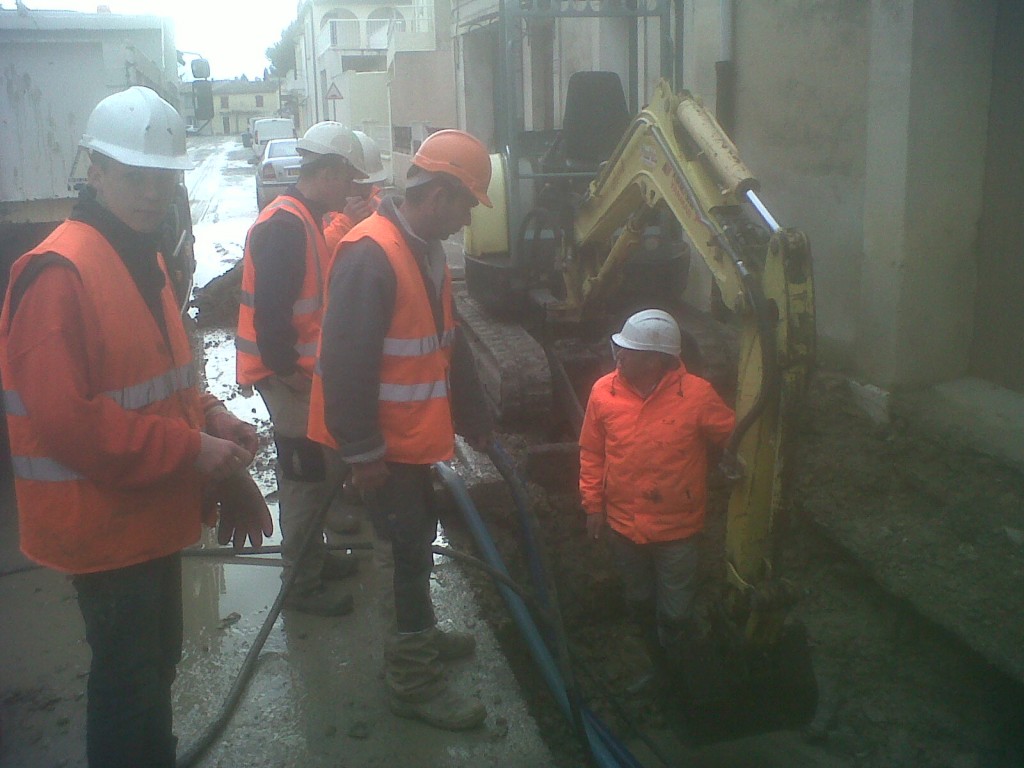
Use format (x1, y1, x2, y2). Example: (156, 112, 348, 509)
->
(265, 11, 304, 77)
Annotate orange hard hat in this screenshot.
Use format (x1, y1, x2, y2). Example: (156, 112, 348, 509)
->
(411, 129, 493, 208)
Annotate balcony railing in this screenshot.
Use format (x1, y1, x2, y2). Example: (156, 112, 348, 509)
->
(317, 5, 435, 56)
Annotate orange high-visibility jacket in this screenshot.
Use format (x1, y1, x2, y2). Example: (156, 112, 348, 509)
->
(579, 365, 735, 544)
(308, 212, 456, 463)
(322, 185, 383, 254)
(236, 195, 329, 385)
(0, 221, 207, 574)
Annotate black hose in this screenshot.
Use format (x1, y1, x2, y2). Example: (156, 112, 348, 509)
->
(175, 480, 343, 768)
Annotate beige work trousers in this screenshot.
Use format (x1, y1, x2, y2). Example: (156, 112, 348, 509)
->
(255, 375, 346, 594)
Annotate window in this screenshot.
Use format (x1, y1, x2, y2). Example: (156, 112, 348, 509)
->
(220, 96, 229, 109)
(256, 95, 264, 107)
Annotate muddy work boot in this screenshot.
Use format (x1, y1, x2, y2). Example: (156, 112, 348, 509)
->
(283, 584, 354, 616)
(388, 689, 487, 731)
(385, 629, 485, 730)
(320, 552, 359, 581)
(428, 626, 476, 662)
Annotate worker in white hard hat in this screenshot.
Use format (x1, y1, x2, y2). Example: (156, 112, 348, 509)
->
(322, 130, 391, 252)
(0, 85, 269, 767)
(578, 308, 736, 682)
(236, 120, 367, 616)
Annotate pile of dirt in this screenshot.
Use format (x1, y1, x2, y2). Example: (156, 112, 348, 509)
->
(792, 373, 1024, 684)
(192, 262, 242, 328)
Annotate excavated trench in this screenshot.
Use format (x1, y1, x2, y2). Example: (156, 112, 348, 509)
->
(190, 257, 1024, 766)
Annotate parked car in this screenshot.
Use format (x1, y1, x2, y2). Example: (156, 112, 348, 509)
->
(255, 138, 301, 210)
(251, 117, 295, 161)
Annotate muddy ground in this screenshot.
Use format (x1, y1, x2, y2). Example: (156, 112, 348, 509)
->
(441, 372, 1024, 768)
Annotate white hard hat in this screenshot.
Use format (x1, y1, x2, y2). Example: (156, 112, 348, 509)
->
(80, 86, 192, 171)
(352, 130, 388, 184)
(611, 309, 682, 356)
(296, 121, 368, 177)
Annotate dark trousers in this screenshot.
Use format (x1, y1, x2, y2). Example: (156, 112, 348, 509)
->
(73, 553, 183, 768)
(366, 463, 437, 633)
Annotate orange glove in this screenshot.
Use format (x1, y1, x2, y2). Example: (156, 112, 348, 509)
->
(208, 470, 274, 551)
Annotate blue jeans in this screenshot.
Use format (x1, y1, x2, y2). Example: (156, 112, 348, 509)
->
(73, 553, 183, 768)
(365, 463, 437, 633)
(608, 530, 700, 647)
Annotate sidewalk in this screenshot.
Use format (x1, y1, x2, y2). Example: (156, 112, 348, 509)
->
(0, 485, 553, 767)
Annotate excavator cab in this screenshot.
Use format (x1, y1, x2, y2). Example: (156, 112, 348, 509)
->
(542, 71, 630, 179)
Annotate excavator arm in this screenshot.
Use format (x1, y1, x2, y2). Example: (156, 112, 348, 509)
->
(564, 80, 816, 643)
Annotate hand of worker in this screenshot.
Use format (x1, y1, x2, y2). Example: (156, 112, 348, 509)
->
(196, 432, 255, 481)
(350, 459, 390, 492)
(343, 196, 373, 224)
(212, 469, 275, 551)
(280, 371, 312, 394)
(205, 406, 259, 456)
(585, 509, 606, 540)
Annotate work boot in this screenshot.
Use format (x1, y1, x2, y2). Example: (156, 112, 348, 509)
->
(429, 626, 476, 662)
(283, 584, 354, 616)
(320, 552, 359, 581)
(388, 688, 486, 731)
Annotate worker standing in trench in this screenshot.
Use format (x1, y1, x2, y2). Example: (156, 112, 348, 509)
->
(579, 309, 736, 686)
(308, 130, 495, 731)
(236, 121, 368, 616)
(0, 86, 271, 768)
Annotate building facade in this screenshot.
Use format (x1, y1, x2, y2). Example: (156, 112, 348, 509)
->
(180, 79, 284, 136)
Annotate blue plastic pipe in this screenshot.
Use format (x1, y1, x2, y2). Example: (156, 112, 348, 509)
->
(434, 461, 645, 768)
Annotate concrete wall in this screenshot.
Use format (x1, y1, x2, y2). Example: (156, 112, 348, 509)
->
(390, 51, 457, 127)
(729, 0, 869, 368)
(858, 0, 994, 389)
(970, 0, 1024, 392)
(457, 25, 498, 148)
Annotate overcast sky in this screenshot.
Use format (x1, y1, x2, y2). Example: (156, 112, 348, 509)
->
(9, 0, 298, 80)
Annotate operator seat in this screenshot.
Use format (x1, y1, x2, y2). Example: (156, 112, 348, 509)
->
(560, 71, 630, 170)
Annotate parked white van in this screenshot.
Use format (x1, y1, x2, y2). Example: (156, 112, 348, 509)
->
(251, 118, 296, 160)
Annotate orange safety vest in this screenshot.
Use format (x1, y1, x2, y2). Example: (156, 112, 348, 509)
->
(308, 212, 456, 464)
(236, 195, 329, 385)
(0, 221, 206, 574)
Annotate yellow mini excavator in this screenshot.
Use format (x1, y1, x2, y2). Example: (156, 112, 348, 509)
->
(456, 7, 816, 736)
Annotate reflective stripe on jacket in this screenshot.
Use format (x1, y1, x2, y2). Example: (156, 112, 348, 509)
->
(236, 195, 328, 384)
(0, 220, 206, 573)
(308, 211, 456, 463)
(579, 365, 735, 544)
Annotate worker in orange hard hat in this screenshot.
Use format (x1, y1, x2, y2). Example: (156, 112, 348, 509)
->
(308, 128, 493, 731)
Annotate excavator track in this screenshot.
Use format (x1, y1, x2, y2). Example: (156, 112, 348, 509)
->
(454, 287, 552, 427)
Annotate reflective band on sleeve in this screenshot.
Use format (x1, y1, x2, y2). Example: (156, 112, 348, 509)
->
(236, 336, 316, 359)
(3, 390, 27, 417)
(239, 290, 255, 307)
(235, 336, 260, 355)
(293, 295, 321, 315)
(102, 364, 197, 410)
(382, 329, 455, 357)
(378, 379, 448, 402)
(11, 455, 83, 482)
